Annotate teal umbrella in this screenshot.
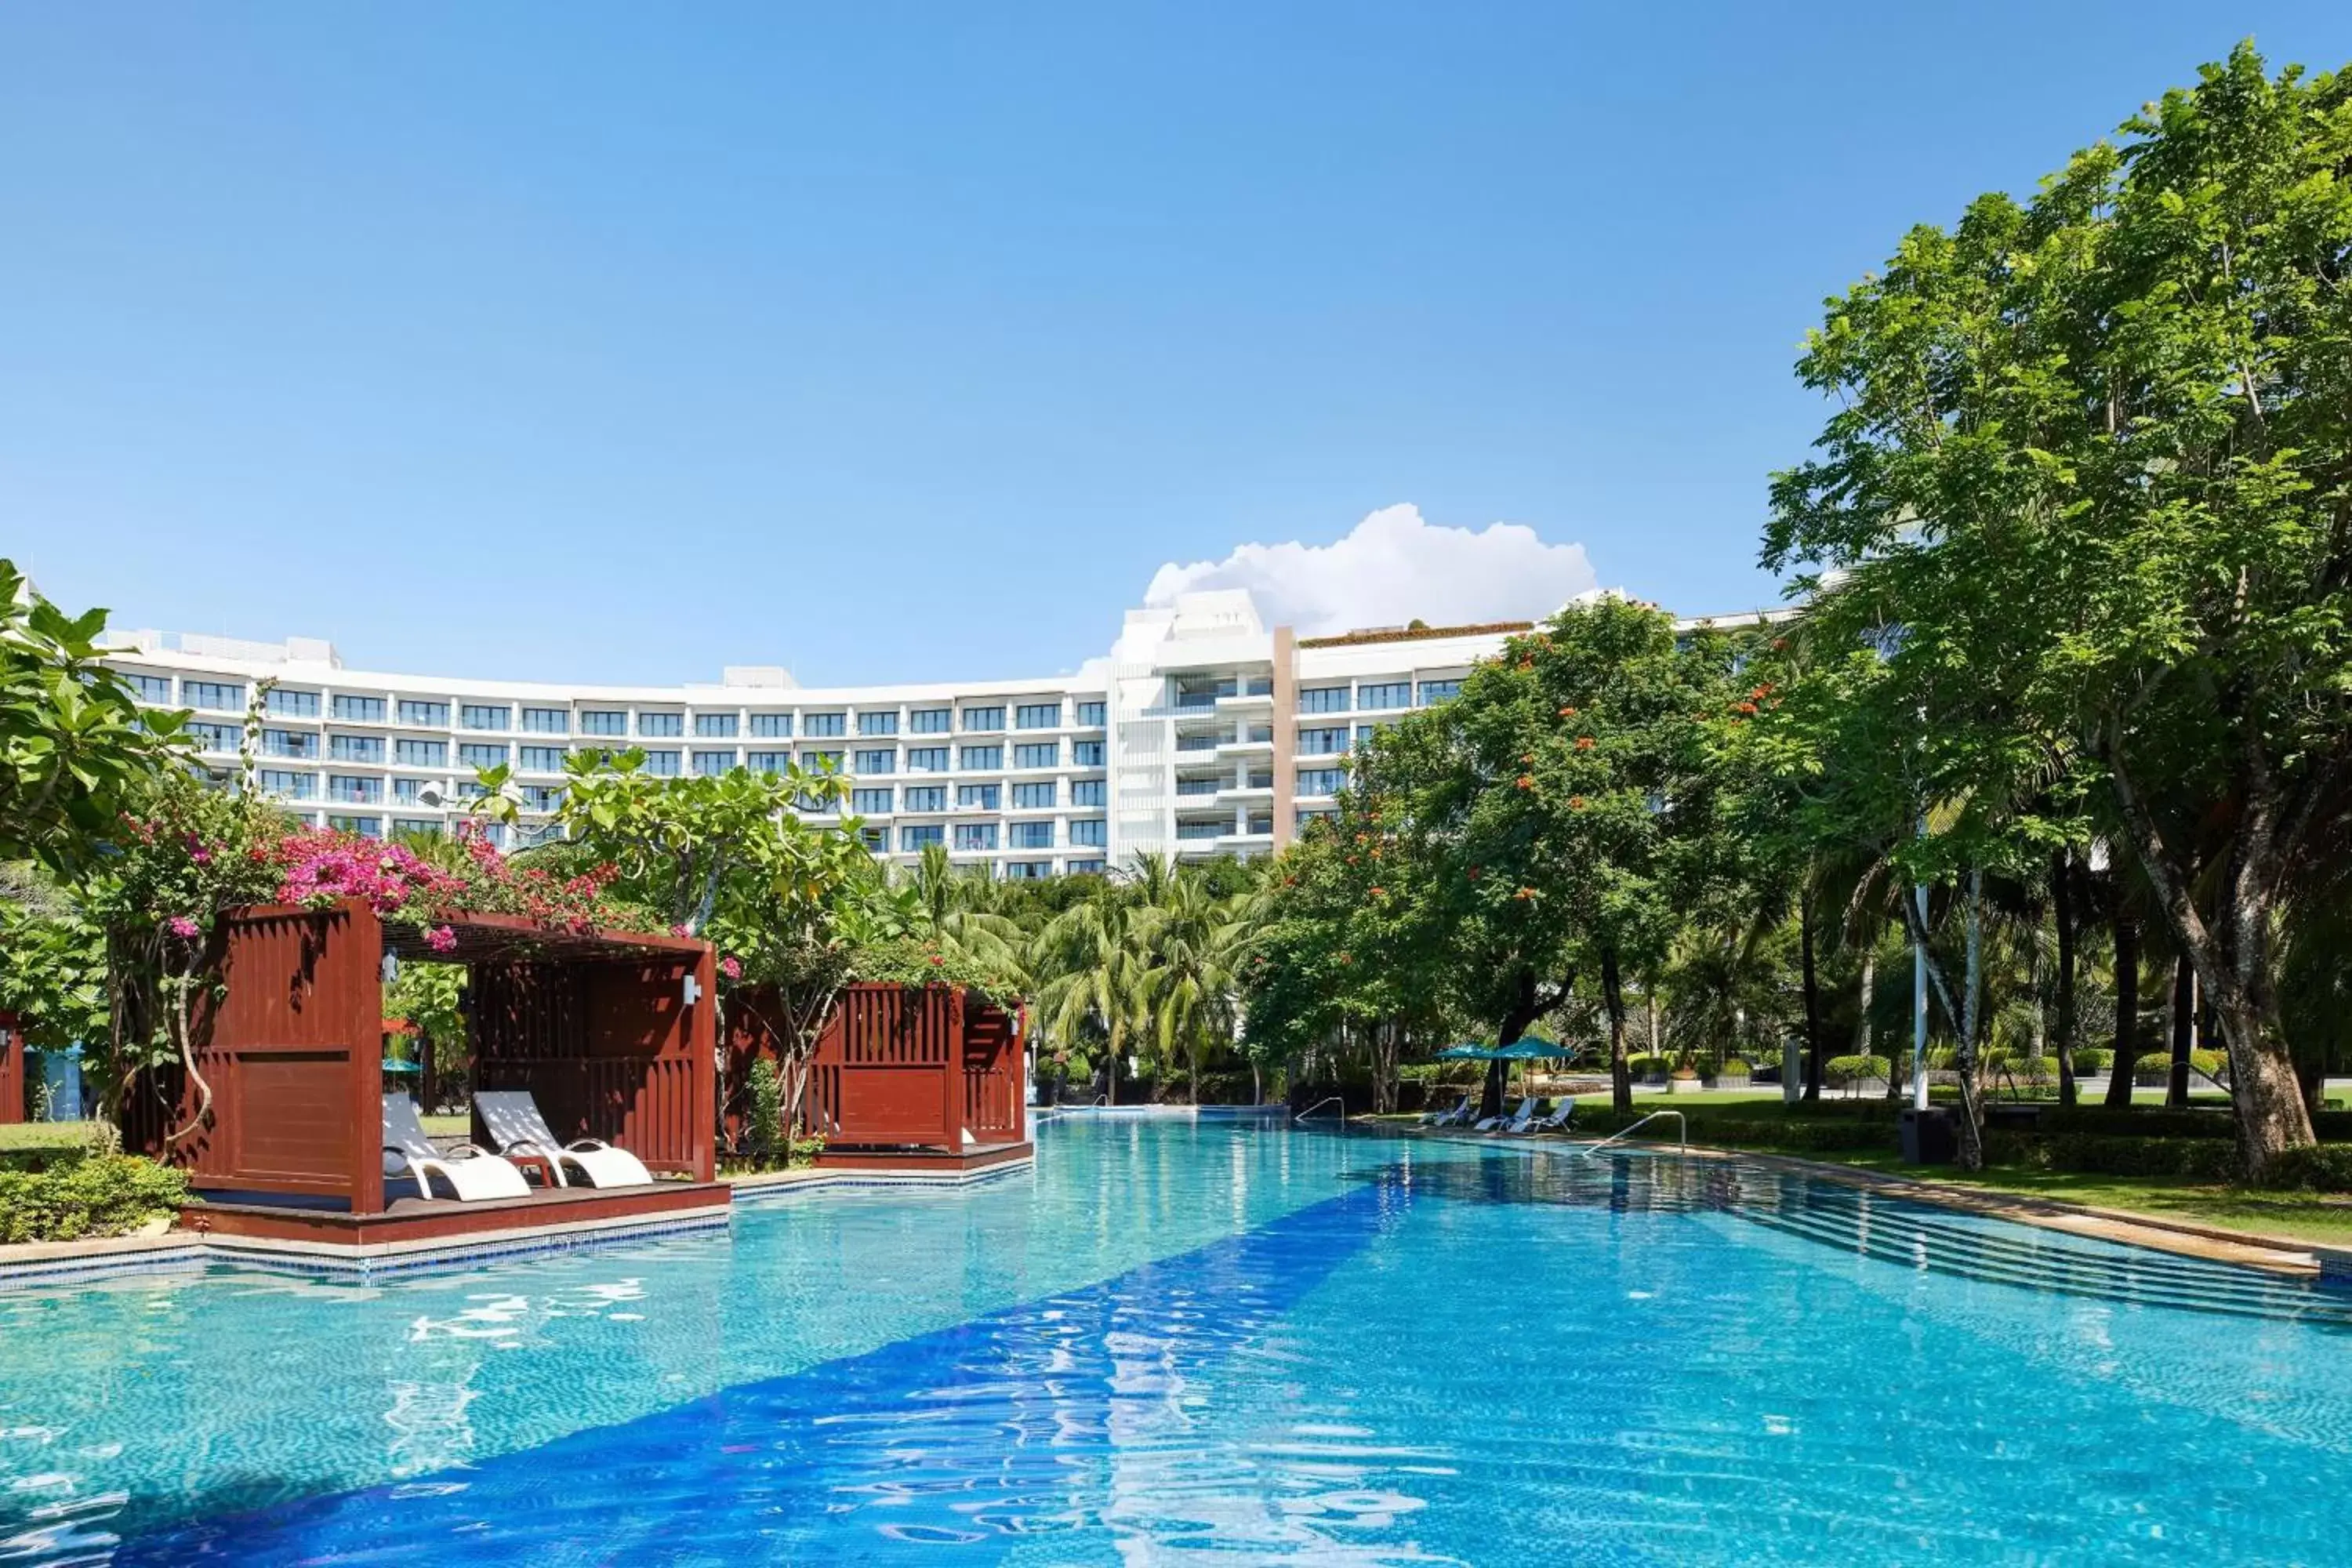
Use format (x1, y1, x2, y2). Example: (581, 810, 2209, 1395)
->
(1433, 1042, 1498, 1061)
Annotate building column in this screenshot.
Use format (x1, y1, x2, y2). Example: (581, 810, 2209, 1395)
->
(1270, 625, 1298, 851)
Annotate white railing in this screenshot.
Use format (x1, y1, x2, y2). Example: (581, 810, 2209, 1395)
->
(1576, 1109, 1686, 1156)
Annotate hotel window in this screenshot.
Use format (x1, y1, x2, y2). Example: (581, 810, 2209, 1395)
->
(1297, 807, 1338, 829)
(1069, 818, 1107, 848)
(1011, 781, 1056, 808)
(692, 750, 736, 777)
(909, 708, 951, 734)
(800, 749, 844, 772)
(457, 781, 488, 800)
(328, 815, 383, 839)
(521, 784, 565, 812)
(1067, 858, 1105, 876)
(640, 750, 682, 777)
(803, 712, 846, 738)
(900, 824, 945, 851)
(695, 713, 739, 738)
(638, 712, 683, 737)
(853, 748, 895, 775)
(393, 818, 442, 838)
(459, 704, 510, 731)
(458, 742, 509, 770)
(857, 710, 898, 736)
(122, 672, 174, 703)
(397, 699, 449, 727)
(1299, 727, 1350, 757)
(906, 746, 949, 772)
(903, 785, 946, 812)
(746, 750, 790, 774)
(748, 713, 792, 738)
(332, 694, 387, 722)
(1004, 861, 1053, 881)
(184, 680, 244, 712)
(960, 705, 1004, 731)
(188, 721, 239, 753)
(395, 739, 447, 767)
(1357, 681, 1411, 710)
(1009, 820, 1054, 850)
(858, 826, 888, 854)
(1012, 742, 1058, 769)
(1014, 702, 1059, 730)
(329, 734, 383, 764)
(476, 822, 507, 848)
(257, 769, 316, 800)
(851, 787, 895, 814)
(1075, 700, 1106, 727)
(1072, 740, 1105, 767)
(268, 688, 321, 718)
(1298, 686, 1350, 714)
(1417, 678, 1462, 706)
(1355, 724, 1392, 750)
(956, 783, 1000, 811)
(960, 744, 1002, 771)
(521, 707, 569, 734)
(260, 728, 316, 758)
(1071, 779, 1106, 808)
(328, 775, 383, 804)
(519, 745, 566, 773)
(953, 822, 998, 851)
(393, 779, 429, 804)
(1298, 768, 1345, 797)
(580, 710, 627, 736)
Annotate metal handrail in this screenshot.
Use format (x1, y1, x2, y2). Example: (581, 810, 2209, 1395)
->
(1575, 1109, 1686, 1156)
(1294, 1094, 1346, 1126)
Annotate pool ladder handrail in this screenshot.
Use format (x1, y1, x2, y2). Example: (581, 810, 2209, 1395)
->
(1294, 1094, 1347, 1126)
(1576, 1109, 1686, 1156)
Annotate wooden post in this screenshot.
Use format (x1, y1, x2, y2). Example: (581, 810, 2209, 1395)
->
(350, 902, 387, 1214)
(942, 988, 964, 1152)
(689, 948, 717, 1182)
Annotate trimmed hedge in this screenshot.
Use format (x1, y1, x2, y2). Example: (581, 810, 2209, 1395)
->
(2254, 1145, 2352, 1194)
(1825, 1054, 1892, 1087)
(1981, 1132, 2242, 1181)
(0, 1155, 189, 1245)
(2072, 1048, 2114, 1076)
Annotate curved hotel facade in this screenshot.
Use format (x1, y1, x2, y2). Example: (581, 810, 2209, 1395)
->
(100, 590, 1762, 877)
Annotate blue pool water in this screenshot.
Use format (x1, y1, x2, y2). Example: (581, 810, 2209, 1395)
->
(4, 1118, 2351, 1565)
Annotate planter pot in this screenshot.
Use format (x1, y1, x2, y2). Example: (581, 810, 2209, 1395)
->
(1713, 1073, 1751, 1091)
(1668, 1076, 1704, 1096)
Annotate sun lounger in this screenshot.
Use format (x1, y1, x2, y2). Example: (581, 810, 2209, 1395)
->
(383, 1092, 532, 1202)
(1530, 1099, 1577, 1134)
(1475, 1096, 1535, 1133)
(1421, 1094, 1472, 1127)
(1489, 1098, 1543, 1135)
(474, 1090, 655, 1189)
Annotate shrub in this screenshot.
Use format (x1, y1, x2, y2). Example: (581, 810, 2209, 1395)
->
(2072, 1048, 2113, 1076)
(745, 1058, 786, 1167)
(1718, 1058, 1751, 1076)
(2254, 1145, 2352, 1193)
(1625, 1053, 1669, 1080)
(1984, 1132, 2242, 1181)
(0, 1154, 189, 1245)
(1825, 1054, 1892, 1087)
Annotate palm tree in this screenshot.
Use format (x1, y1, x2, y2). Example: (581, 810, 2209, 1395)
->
(1139, 873, 1250, 1103)
(1031, 885, 1153, 1105)
(900, 844, 1029, 983)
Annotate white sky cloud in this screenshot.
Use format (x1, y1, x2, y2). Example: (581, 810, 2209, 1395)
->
(1143, 504, 1600, 637)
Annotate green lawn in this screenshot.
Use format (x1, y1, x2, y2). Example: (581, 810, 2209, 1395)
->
(0, 1120, 97, 1153)
(420, 1113, 469, 1138)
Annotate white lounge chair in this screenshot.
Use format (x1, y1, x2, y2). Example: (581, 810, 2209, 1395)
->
(1421, 1094, 1472, 1127)
(1474, 1096, 1535, 1133)
(383, 1093, 532, 1202)
(474, 1091, 655, 1189)
(1530, 1099, 1577, 1134)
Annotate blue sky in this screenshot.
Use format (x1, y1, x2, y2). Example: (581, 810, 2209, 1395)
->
(2, 5, 2343, 684)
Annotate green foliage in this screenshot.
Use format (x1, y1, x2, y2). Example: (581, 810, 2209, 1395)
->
(2072, 1048, 2114, 1076)
(0, 1153, 188, 1243)
(0, 869, 108, 1052)
(744, 1058, 786, 1167)
(0, 561, 189, 877)
(385, 963, 464, 1059)
(1826, 1054, 1893, 1086)
(1985, 1133, 2244, 1183)
(2252, 1144, 2352, 1193)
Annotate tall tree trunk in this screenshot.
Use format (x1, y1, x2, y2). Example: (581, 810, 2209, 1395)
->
(2166, 954, 2195, 1110)
(1105, 1020, 1121, 1106)
(2053, 851, 2079, 1109)
(1602, 947, 1632, 1115)
(2103, 913, 2139, 1109)
(1799, 891, 1823, 1103)
(1854, 943, 1877, 1096)
(1951, 870, 1987, 1171)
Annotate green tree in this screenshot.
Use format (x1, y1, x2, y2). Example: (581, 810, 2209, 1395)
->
(0, 561, 188, 876)
(1763, 45, 2352, 1174)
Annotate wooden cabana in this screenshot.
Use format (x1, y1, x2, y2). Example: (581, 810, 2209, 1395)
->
(124, 897, 721, 1243)
(727, 982, 1030, 1172)
(0, 1012, 23, 1125)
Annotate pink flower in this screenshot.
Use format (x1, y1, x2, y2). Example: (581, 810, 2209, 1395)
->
(425, 925, 459, 954)
(720, 956, 742, 981)
(166, 915, 201, 939)
(671, 924, 692, 938)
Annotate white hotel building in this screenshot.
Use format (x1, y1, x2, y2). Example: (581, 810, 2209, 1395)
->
(100, 590, 1766, 877)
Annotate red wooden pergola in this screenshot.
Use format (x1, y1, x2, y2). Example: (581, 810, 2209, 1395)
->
(124, 897, 716, 1213)
(728, 982, 1028, 1170)
(0, 1011, 23, 1125)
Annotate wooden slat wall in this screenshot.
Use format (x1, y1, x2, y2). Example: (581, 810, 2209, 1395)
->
(0, 1014, 23, 1125)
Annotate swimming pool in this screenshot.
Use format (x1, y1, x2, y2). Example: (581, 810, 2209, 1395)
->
(3, 1118, 2349, 1564)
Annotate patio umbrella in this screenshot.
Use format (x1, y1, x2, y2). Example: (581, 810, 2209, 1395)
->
(1432, 1043, 1498, 1060)
(1492, 1036, 1572, 1096)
